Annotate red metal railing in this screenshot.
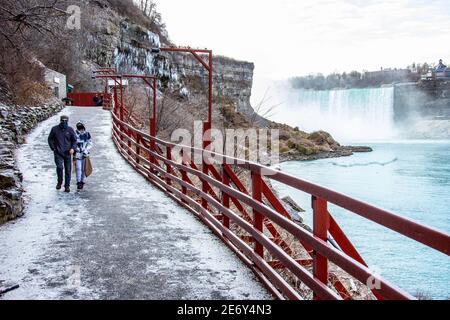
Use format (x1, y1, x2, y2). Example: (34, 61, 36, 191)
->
(110, 110, 450, 300)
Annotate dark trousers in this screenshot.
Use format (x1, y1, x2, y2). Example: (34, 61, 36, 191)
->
(54, 153, 72, 187)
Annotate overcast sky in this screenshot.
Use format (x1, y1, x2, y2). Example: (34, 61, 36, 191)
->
(156, 0, 450, 99)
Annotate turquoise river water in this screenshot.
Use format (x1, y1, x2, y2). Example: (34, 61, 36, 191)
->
(273, 141, 450, 299)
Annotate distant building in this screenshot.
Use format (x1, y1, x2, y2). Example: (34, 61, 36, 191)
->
(44, 68, 67, 100)
(363, 68, 412, 80)
(362, 68, 419, 84)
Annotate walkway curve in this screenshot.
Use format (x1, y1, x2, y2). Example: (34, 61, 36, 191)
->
(0, 107, 271, 300)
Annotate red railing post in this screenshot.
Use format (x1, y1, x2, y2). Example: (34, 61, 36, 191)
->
(127, 129, 132, 157)
(119, 77, 124, 122)
(118, 78, 125, 144)
(222, 164, 230, 230)
(166, 146, 172, 186)
(148, 78, 157, 174)
(181, 149, 188, 199)
(312, 196, 330, 299)
(202, 121, 211, 210)
(252, 170, 264, 258)
(113, 85, 118, 116)
(136, 134, 141, 165)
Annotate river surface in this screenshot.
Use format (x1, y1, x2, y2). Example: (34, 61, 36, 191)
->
(273, 141, 450, 299)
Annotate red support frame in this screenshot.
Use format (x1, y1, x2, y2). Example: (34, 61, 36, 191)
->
(159, 47, 213, 128)
(158, 47, 214, 211)
(120, 74, 158, 168)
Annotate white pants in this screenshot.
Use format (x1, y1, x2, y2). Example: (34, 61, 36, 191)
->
(75, 159, 86, 183)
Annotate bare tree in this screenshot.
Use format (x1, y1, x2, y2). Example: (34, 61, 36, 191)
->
(249, 86, 282, 126)
(154, 89, 185, 135)
(0, 0, 73, 104)
(0, 0, 68, 49)
(135, 0, 162, 25)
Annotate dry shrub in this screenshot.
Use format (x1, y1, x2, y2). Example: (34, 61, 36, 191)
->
(0, 43, 49, 105)
(15, 82, 53, 106)
(107, 0, 170, 43)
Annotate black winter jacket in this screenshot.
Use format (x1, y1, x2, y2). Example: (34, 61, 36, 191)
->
(48, 125, 77, 158)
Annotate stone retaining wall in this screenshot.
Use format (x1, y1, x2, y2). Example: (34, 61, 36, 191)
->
(0, 101, 64, 224)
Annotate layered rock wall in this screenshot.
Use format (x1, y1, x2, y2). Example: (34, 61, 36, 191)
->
(0, 102, 64, 224)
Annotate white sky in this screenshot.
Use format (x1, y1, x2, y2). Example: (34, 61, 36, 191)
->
(156, 0, 450, 100)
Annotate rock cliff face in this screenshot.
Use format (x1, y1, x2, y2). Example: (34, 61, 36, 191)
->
(394, 82, 450, 122)
(78, 1, 356, 159)
(169, 54, 255, 115)
(394, 82, 450, 138)
(79, 1, 257, 117)
(0, 102, 64, 224)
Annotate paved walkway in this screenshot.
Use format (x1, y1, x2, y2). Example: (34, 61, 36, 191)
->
(0, 107, 270, 300)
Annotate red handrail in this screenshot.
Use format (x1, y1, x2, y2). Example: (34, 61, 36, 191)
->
(110, 110, 450, 300)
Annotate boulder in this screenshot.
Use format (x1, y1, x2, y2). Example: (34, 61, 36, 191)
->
(0, 170, 17, 189)
(308, 131, 340, 149)
(0, 196, 23, 223)
(0, 110, 8, 119)
(347, 146, 373, 153)
(2, 189, 22, 201)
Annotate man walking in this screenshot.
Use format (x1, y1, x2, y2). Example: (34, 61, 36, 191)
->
(48, 115, 77, 193)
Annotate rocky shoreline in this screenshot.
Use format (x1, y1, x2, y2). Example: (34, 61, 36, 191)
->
(0, 101, 64, 225)
(280, 145, 373, 162)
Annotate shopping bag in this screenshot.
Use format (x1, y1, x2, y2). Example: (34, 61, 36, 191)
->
(85, 156, 93, 177)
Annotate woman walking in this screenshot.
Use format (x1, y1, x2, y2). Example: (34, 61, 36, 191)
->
(75, 121, 93, 190)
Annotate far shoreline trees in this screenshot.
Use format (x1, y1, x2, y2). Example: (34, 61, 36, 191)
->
(290, 62, 436, 91)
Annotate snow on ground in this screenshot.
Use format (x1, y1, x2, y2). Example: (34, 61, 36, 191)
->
(0, 107, 271, 300)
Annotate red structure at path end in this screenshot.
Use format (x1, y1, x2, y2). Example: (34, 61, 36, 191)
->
(67, 92, 111, 107)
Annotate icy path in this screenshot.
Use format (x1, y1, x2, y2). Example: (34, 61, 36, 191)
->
(0, 107, 270, 300)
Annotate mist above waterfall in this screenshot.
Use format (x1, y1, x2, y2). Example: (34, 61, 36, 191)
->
(265, 81, 397, 143)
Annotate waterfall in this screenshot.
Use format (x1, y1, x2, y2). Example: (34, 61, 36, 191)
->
(270, 84, 396, 142)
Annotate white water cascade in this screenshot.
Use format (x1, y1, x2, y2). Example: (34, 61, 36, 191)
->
(270, 83, 396, 142)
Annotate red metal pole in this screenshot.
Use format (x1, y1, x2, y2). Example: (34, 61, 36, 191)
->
(127, 129, 132, 156)
(222, 164, 230, 230)
(149, 77, 157, 170)
(152, 77, 157, 137)
(208, 51, 213, 125)
(252, 171, 264, 258)
(113, 85, 118, 116)
(181, 150, 188, 202)
(202, 121, 211, 210)
(166, 145, 172, 187)
(136, 134, 141, 165)
(201, 52, 213, 211)
(119, 77, 124, 122)
(312, 196, 329, 299)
